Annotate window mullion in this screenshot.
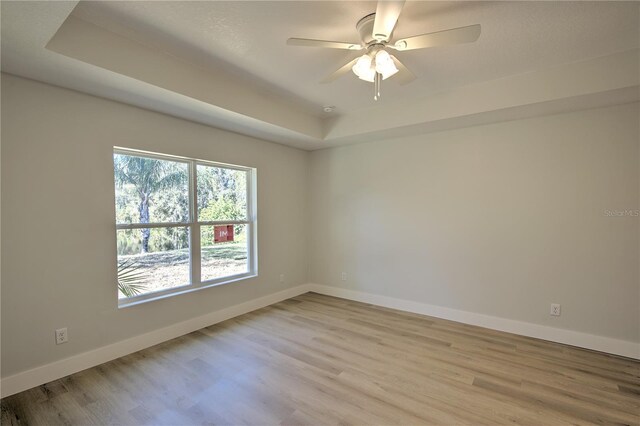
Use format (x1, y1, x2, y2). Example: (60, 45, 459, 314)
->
(190, 160, 201, 285)
(197, 220, 250, 226)
(116, 222, 188, 230)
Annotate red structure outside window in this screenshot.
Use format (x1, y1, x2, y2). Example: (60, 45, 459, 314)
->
(214, 225, 234, 243)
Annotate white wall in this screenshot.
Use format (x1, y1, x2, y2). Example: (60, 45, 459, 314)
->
(310, 103, 639, 344)
(2, 73, 638, 384)
(1, 74, 309, 378)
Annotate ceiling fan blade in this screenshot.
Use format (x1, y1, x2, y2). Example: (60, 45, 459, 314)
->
(393, 24, 481, 51)
(390, 55, 415, 85)
(287, 38, 362, 50)
(372, 0, 405, 41)
(320, 58, 359, 84)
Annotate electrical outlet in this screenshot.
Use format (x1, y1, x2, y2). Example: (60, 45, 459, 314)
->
(341, 272, 347, 281)
(279, 274, 285, 283)
(550, 303, 561, 316)
(55, 327, 68, 345)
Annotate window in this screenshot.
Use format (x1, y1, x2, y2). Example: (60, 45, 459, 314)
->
(114, 148, 256, 305)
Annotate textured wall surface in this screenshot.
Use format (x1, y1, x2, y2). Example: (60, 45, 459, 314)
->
(310, 103, 639, 343)
(1, 74, 309, 377)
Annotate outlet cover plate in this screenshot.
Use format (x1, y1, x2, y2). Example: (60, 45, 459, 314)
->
(55, 327, 68, 344)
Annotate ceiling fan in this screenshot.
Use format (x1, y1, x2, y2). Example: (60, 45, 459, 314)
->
(287, 0, 481, 101)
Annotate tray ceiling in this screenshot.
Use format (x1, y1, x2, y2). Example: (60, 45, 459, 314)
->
(2, 1, 639, 150)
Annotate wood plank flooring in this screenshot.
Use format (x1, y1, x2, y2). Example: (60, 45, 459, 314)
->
(2, 292, 639, 425)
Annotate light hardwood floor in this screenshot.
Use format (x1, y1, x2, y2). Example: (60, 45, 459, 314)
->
(2, 292, 639, 425)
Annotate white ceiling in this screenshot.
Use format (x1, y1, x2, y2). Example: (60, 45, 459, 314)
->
(72, 0, 639, 112)
(1, 1, 639, 150)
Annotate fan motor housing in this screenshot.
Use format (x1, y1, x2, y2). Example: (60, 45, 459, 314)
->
(356, 13, 378, 44)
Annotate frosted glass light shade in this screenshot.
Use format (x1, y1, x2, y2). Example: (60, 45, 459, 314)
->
(352, 54, 375, 82)
(374, 50, 398, 80)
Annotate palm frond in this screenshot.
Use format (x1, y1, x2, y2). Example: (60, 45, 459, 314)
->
(117, 259, 148, 298)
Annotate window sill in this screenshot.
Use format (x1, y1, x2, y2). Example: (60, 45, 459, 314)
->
(118, 272, 258, 309)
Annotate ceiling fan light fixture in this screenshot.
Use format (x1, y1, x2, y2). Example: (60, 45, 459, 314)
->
(374, 50, 399, 80)
(352, 54, 375, 82)
(286, 1, 481, 101)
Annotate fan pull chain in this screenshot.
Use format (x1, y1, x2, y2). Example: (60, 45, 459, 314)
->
(374, 72, 382, 100)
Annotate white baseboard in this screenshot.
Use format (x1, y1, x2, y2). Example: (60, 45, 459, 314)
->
(307, 284, 640, 360)
(0, 284, 313, 398)
(3, 283, 636, 398)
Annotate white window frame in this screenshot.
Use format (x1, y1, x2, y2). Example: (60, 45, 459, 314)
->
(115, 147, 257, 307)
